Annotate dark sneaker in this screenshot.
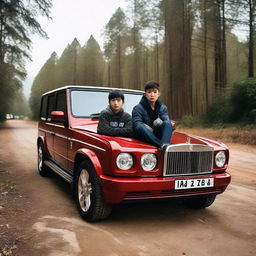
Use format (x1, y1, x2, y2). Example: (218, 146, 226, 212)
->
(160, 143, 170, 151)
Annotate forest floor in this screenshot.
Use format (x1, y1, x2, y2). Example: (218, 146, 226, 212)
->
(178, 125, 256, 145)
(0, 120, 255, 256)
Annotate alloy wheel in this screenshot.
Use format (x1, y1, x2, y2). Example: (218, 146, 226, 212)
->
(78, 169, 92, 212)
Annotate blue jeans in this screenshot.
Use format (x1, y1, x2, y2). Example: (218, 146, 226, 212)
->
(134, 121, 173, 147)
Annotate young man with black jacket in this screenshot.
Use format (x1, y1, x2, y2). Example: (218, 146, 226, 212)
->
(132, 81, 173, 149)
(97, 90, 133, 137)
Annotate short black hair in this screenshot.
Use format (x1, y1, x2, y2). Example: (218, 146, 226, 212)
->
(108, 90, 124, 101)
(144, 81, 160, 91)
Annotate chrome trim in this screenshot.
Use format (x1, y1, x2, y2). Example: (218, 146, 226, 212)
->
(44, 160, 73, 183)
(166, 144, 214, 152)
(54, 124, 65, 128)
(69, 138, 106, 151)
(55, 133, 68, 139)
(38, 128, 54, 135)
(39, 128, 105, 151)
(163, 144, 214, 177)
(45, 122, 55, 126)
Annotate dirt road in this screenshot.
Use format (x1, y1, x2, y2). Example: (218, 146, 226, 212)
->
(0, 120, 255, 256)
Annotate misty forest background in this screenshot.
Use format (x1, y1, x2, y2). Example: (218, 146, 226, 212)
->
(1, 0, 256, 125)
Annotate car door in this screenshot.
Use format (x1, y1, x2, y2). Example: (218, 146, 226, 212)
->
(43, 94, 56, 158)
(53, 91, 68, 168)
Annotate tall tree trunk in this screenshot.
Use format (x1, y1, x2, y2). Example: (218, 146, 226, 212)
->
(164, 0, 193, 118)
(0, 3, 5, 64)
(155, 33, 159, 81)
(214, 0, 226, 90)
(117, 35, 122, 87)
(108, 62, 111, 86)
(133, 0, 140, 90)
(248, 0, 255, 77)
(184, 0, 193, 114)
(73, 50, 77, 85)
(221, 0, 227, 87)
(203, 0, 209, 107)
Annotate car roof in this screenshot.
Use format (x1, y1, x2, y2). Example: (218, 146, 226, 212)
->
(42, 85, 143, 96)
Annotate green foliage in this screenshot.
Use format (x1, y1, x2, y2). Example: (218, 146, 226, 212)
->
(0, 63, 22, 121)
(104, 8, 128, 58)
(0, 0, 52, 121)
(203, 93, 233, 124)
(77, 36, 104, 86)
(204, 79, 256, 124)
(56, 38, 81, 86)
(229, 78, 256, 123)
(176, 115, 202, 128)
(29, 36, 106, 119)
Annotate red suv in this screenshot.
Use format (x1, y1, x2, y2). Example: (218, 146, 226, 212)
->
(37, 86, 231, 221)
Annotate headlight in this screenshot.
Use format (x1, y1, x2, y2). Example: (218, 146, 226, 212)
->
(141, 153, 157, 171)
(215, 151, 226, 167)
(116, 153, 133, 170)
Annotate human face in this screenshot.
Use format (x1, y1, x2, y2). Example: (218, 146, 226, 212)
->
(144, 88, 160, 104)
(109, 97, 124, 113)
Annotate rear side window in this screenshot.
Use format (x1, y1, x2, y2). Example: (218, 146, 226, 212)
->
(40, 96, 47, 120)
(47, 94, 55, 121)
(56, 92, 67, 116)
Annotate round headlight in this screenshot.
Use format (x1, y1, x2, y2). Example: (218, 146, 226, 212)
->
(215, 151, 226, 167)
(116, 153, 133, 170)
(141, 153, 157, 171)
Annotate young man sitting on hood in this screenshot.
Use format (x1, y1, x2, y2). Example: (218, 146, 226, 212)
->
(132, 81, 173, 150)
(97, 90, 133, 137)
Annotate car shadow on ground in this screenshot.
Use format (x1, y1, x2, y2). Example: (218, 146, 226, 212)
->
(44, 172, 220, 225)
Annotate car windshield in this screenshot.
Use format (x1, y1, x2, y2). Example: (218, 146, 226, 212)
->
(71, 90, 143, 117)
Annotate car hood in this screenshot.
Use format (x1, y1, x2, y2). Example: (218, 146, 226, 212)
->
(73, 124, 228, 150)
(73, 124, 156, 149)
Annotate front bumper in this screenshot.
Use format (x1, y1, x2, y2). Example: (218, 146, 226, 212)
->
(100, 172, 231, 204)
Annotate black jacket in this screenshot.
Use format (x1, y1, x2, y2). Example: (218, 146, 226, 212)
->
(132, 96, 170, 130)
(97, 106, 133, 137)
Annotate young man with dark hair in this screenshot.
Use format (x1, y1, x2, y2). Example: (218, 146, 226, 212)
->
(132, 81, 173, 149)
(97, 90, 133, 137)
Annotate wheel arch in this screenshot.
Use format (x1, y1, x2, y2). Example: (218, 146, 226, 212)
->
(73, 149, 103, 180)
(37, 136, 45, 147)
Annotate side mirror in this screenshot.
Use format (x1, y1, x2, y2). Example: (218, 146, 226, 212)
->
(51, 111, 65, 122)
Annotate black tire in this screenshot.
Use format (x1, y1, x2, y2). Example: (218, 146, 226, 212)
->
(184, 194, 216, 209)
(37, 142, 51, 177)
(74, 160, 112, 222)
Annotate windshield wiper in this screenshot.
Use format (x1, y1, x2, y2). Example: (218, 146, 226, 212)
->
(90, 113, 100, 118)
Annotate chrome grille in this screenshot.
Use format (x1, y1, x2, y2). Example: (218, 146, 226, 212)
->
(163, 144, 214, 176)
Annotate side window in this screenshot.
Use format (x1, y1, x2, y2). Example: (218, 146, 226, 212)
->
(56, 92, 67, 117)
(47, 94, 56, 121)
(40, 96, 47, 120)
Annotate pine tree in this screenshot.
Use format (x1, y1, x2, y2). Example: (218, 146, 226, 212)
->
(29, 52, 58, 119)
(0, 0, 52, 121)
(77, 36, 104, 86)
(55, 38, 81, 86)
(104, 8, 129, 88)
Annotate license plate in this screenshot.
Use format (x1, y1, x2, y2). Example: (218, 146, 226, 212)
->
(175, 178, 214, 190)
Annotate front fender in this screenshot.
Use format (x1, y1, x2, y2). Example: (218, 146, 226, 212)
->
(75, 148, 103, 176)
(37, 135, 45, 146)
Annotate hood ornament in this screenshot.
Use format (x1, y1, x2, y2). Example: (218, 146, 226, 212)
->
(186, 137, 191, 144)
